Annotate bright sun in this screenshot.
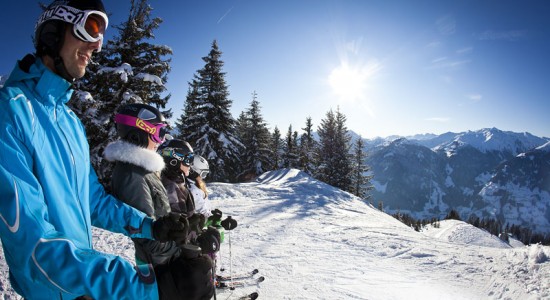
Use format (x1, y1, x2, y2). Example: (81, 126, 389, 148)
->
(328, 62, 367, 103)
(328, 59, 382, 106)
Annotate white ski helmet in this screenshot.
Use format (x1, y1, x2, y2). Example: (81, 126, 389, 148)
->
(190, 155, 209, 179)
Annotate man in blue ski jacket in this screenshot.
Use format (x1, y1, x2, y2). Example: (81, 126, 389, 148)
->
(0, 1, 213, 299)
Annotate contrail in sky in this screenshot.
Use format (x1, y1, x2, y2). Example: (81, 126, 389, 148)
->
(217, 6, 234, 24)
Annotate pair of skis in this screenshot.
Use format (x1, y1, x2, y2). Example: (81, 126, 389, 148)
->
(235, 292, 259, 300)
(216, 268, 263, 299)
(216, 268, 259, 282)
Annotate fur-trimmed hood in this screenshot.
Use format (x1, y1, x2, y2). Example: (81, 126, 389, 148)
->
(104, 140, 165, 173)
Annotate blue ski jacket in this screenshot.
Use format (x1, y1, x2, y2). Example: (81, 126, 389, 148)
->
(0, 55, 160, 299)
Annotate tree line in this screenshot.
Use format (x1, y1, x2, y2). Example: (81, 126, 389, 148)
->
(68, 0, 373, 200)
(389, 208, 550, 246)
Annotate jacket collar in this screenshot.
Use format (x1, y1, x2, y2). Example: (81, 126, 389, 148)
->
(104, 140, 165, 173)
(7, 54, 73, 106)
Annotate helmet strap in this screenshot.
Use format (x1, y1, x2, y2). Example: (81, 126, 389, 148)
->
(37, 21, 75, 82)
(54, 55, 75, 83)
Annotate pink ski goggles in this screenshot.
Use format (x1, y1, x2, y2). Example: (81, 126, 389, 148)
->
(114, 114, 168, 144)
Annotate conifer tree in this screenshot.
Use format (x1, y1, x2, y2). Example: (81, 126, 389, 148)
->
(298, 117, 318, 175)
(333, 107, 353, 191)
(175, 80, 199, 138)
(235, 111, 249, 144)
(72, 0, 171, 184)
(315, 107, 352, 191)
(175, 40, 242, 182)
(236, 92, 273, 181)
(283, 125, 299, 168)
(271, 127, 283, 170)
(315, 109, 336, 184)
(350, 137, 373, 199)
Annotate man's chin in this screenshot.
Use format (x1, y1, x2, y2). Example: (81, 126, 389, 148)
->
(70, 69, 86, 79)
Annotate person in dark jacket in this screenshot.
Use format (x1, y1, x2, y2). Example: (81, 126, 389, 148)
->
(0, 1, 193, 299)
(158, 139, 221, 254)
(104, 103, 183, 267)
(158, 139, 196, 217)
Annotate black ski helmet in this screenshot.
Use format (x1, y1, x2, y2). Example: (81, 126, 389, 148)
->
(114, 103, 167, 148)
(34, 0, 108, 80)
(158, 139, 194, 172)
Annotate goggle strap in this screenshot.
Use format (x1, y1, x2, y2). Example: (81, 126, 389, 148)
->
(114, 114, 166, 140)
(162, 148, 194, 164)
(36, 5, 108, 44)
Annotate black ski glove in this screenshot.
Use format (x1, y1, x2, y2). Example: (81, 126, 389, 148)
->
(153, 212, 189, 245)
(208, 209, 223, 223)
(221, 216, 238, 231)
(196, 226, 221, 254)
(155, 249, 214, 300)
(188, 213, 206, 233)
(187, 213, 206, 244)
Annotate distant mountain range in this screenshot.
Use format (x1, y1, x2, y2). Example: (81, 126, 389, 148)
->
(363, 128, 550, 234)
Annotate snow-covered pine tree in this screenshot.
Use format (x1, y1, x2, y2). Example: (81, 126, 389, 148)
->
(315, 107, 353, 191)
(283, 125, 299, 168)
(298, 117, 318, 176)
(349, 137, 373, 199)
(235, 111, 248, 144)
(235, 91, 273, 181)
(176, 40, 242, 182)
(333, 107, 353, 191)
(72, 0, 172, 185)
(271, 127, 283, 170)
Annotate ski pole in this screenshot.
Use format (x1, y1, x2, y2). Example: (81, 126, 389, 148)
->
(228, 226, 233, 289)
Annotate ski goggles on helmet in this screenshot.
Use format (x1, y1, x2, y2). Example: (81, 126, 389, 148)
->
(195, 169, 209, 179)
(114, 114, 168, 144)
(36, 5, 108, 50)
(191, 156, 210, 178)
(161, 148, 194, 166)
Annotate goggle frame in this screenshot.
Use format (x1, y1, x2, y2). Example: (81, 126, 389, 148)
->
(114, 114, 168, 144)
(36, 5, 109, 51)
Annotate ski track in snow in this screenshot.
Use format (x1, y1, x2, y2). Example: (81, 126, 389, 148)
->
(0, 168, 549, 299)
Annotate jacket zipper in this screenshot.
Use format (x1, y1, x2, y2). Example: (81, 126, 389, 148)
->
(54, 105, 91, 247)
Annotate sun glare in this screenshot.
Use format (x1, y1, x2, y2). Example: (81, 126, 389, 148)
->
(328, 61, 378, 103)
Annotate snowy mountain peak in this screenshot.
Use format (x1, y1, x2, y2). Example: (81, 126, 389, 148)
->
(536, 141, 550, 152)
(433, 128, 548, 155)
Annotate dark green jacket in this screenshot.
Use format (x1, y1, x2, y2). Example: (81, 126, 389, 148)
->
(105, 140, 181, 266)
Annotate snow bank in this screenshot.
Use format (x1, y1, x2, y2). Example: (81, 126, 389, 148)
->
(421, 219, 511, 248)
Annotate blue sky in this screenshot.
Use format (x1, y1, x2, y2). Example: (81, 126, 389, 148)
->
(1, 1, 549, 139)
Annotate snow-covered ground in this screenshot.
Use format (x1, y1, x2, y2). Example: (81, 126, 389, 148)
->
(1, 168, 549, 299)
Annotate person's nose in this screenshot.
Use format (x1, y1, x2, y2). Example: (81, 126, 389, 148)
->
(88, 38, 103, 52)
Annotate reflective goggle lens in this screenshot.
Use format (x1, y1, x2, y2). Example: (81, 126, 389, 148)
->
(176, 152, 194, 166)
(114, 114, 167, 144)
(199, 170, 209, 179)
(159, 126, 168, 140)
(84, 14, 106, 38)
(150, 126, 167, 144)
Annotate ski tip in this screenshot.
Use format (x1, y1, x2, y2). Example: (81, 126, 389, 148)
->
(252, 269, 259, 274)
(257, 276, 265, 283)
(250, 292, 259, 300)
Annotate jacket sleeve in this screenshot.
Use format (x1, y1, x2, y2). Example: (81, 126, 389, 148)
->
(112, 169, 156, 218)
(0, 106, 159, 299)
(190, 183, 212, 218)
(88, 166, 155, 239)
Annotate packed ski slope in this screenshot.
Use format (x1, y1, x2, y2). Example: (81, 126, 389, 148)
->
(0, 168, 548, 299)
